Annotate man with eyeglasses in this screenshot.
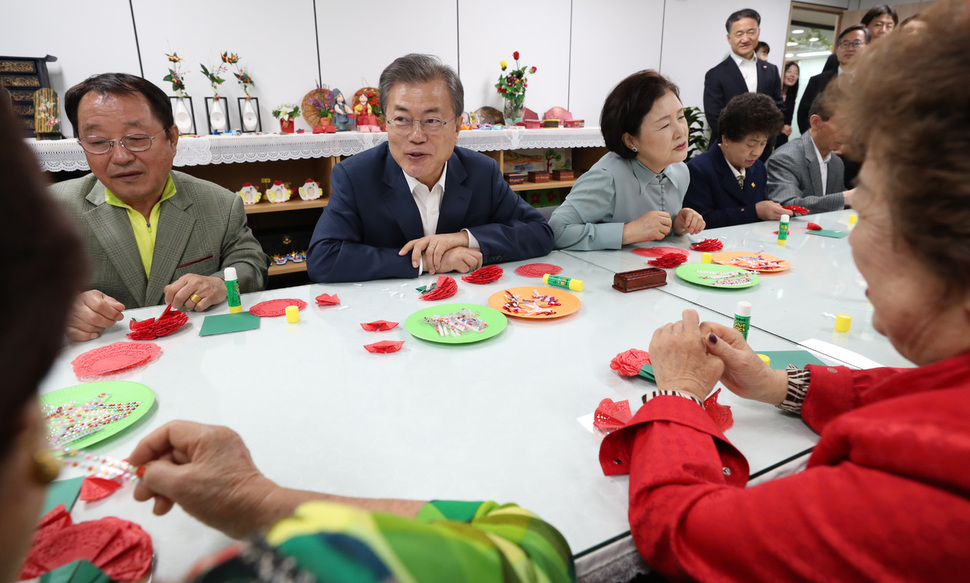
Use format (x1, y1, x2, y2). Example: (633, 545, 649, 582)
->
(51, 73, 268, 342)
(306, 54, 553, 283)
(703, 9, 783, 151)
(797, 25, 871, 134)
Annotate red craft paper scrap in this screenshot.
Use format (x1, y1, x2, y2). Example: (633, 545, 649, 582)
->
(648, 252, 688, 268)
(690, 238, 723, 252)
(632, 246, 689, 258)
(79, 476, 122, 502)
(420, 275, 458, 301)
(249, 298, 308, 317)
(610, 348, 651, 376)
(127, 303, 188, 340)
(360, 320, 399, 331)
(72, 342, 161, 378)
(807, 222, 822, 230)
(315, 293, 340, 305)
(514, 262, 563, 278)
(593, 398, 633, 430)
(461, 265, 504, 284)
(704, 388, 734, 432)
(363, 340, 404, 353)
(782, 205, 809, 216)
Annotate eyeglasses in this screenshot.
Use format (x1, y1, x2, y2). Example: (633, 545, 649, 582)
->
(387, 115, 456, 136)
(838, 40, 867, 48)
(78, 129, 168, 155)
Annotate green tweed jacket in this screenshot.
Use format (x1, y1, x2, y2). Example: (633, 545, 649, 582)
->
(51, 170, 268, 309)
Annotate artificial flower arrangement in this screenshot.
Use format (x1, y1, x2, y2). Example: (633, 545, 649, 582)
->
(495, 51, 537, 122)
(199, 57, 228, 98)
(222, 52, 254, 97)
(163, 52, 187, 97)
(272, 104, 300, 120)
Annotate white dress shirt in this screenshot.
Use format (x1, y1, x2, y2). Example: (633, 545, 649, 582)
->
(810, 135, 833, 196)
(731, 53, 758, 94)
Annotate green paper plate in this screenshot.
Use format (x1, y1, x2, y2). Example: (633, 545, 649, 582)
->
(675, 264, 761, 289)
(40, 381, 155, 450)
(405, 303, 507, 345)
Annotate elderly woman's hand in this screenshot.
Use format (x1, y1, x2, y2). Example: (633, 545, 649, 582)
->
(129, 421, 280, 539)
(622, 211, 672, 244)
(699, 322, 789, 405)
(649, 310, 725, 401)
(673, 208, 705, 236)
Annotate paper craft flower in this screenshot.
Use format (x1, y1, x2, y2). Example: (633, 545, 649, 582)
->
(200, 61, 228, 97)
(462, 265, 504, 284)
(690, 238, 724, 252)
(162, 52, 188, 96)
(364, 340, 404, 354)
(126, 303, 188, 340)
(249, 299, 306, 317)
(221, 51, 239, 64)
(420, 275, 458, 301)
(315, 293, 340, 306)
(495, 51, 536, 108)
(782, 205, 809, 216)
(704, 388, 733, 431)
(272, 103, 301, 120)
(360, 320, 399, 331)
(514, 263, 562, 278)
(610, 348, 651, 377)
(80, 476, 122, 501)
(593, 398, 633, 430)
(632, 246, 689, 258)
(648, 253, 688, 268)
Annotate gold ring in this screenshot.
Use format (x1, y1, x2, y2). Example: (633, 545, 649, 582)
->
(189, 294, 203, 304)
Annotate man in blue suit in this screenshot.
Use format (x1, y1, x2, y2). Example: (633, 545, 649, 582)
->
(703, 9, 783, 155)
(306, 54, 553, 283)
(685, 93, 787, 229)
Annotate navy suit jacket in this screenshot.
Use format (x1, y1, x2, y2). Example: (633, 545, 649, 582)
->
(703, 56, 783, 143)
(683, 143, 768, 229)
(797, 69, 838, 134)
(306, 143, 554, 283)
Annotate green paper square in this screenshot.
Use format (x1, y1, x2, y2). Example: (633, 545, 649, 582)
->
(806, 229, 847, 238)
(42, 476, 84, 516)
(638, 364, 655, 382)
(758, 350, 826, 369)
(199, 312, 261, 336)
(41, 560, 81, 583)
(71, 560, 111, 583)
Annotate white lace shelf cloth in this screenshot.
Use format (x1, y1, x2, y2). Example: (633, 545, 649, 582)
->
(27, 127, 605, 173)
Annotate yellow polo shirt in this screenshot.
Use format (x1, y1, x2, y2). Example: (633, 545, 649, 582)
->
(104, 175, 177, 277)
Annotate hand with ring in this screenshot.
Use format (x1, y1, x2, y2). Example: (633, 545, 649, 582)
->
(399, 232, 471, 274)
(165, 274, 227, 311)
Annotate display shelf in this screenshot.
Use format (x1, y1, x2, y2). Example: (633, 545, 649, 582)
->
(244, 198, 328, 215)
(268, 262, 307, 276)
(511, 180, 576, 192)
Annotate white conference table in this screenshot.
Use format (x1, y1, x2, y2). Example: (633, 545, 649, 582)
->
(40, 251, 835, 582)
(561, 210, 914, 369)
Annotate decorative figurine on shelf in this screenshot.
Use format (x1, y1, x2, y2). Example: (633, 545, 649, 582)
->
(265, 180, 292, 203)
(495, 51, 537, 125)
(201, 56, 230, 133)
(354, 92, 377, 132)
(298, 179, 322, 201)
(164, 52, 195, 135)
(33, 88, 62, 140)
(237, 183, 261, 205)
(331, 89, 352, 131)
(272, 103, 300, 133)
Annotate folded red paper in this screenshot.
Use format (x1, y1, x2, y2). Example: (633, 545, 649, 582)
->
(610, 348, 651, 376)
(690, 238, 724, 252)
(79, 476, 122, 502)
(514, 262, 563, 278)
(632, 246, 689, 258)
(19, 505, 153, 582)
(704, 388, 734, 431)
(420, 275, 458, 301)
(249, 298, 307, 317)
(807, 222, 822, 230)
(782, 204, 809, 215)
(360, 320, 399, 331)
(126, 303, 188, 340)
(593, 398, 633, 430)
(648, 252, 688, 268)
(363, 340, 404, 353)
(315, 292, 340, 305)
(461, 265, 504, 284)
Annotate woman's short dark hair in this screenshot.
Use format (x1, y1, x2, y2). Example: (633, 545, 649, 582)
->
(834, 0, 970, 296)
(718, 93, 783, 143)
(600, 70, 680, 160)
(861, 4, 899, 26)
(378, 54, 464, 120)
(65, 73, 174, 139)
(0, 96, 86, 461)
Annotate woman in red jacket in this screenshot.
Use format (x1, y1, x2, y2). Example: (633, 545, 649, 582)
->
(600, 2, 970, 580)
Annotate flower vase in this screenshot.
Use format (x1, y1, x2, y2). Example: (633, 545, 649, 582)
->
(242, 98, 258, 132)
(504, 99, 523, 126)
(280, 117, 295, 133)
(174, 97, 193, 134)
(209, 98, 227, 132)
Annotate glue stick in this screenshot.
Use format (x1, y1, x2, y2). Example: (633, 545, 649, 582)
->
(777, 214, 790, 246)
(225, 267, 242, 313)
(543, 274, 584, 291)
(734, 301, 751, 339)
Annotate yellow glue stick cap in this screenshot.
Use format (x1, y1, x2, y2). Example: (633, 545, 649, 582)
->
(701, 252, 713, 264)
(285, 305, 300, 323)
(757, 354, 771, 366)
(835, 313, 852, 333)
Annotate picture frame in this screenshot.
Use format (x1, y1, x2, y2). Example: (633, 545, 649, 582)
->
(237, 96, 261, 133)
(204, 96, 230, 134)
(169, 95, 196, 135)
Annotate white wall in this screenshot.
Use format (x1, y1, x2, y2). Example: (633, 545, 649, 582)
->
(1, 0, 851, 137)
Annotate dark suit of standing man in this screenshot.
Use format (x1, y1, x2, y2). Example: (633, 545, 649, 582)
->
(797, 26, 870, 134)
(703, 8, 783, 155)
